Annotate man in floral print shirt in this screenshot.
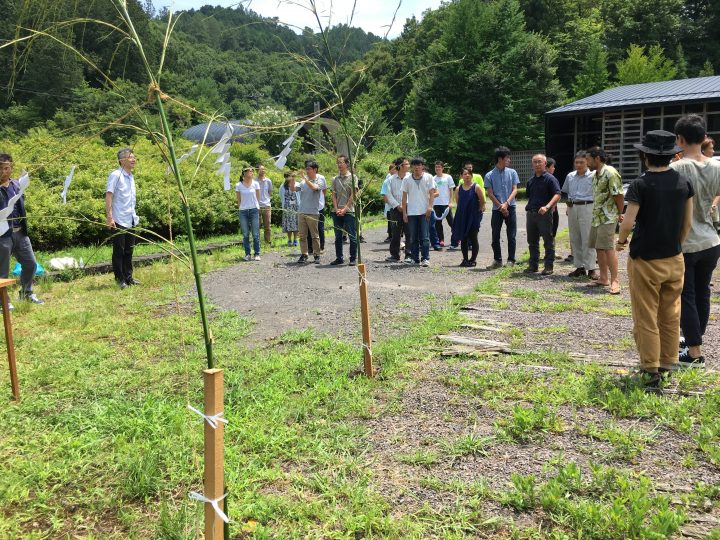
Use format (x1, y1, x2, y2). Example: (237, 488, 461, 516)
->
(587, 146, 625, 294)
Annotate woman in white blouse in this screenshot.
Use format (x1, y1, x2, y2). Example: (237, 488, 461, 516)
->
(236, 166, 262, 261)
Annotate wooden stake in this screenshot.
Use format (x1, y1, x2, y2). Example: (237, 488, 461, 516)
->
(1, 279, 19, 401)
(203, 368, 225, 539)
(357, 263, 374, 377)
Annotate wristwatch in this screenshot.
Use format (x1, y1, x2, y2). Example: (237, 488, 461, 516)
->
(617, 238, 628, 245)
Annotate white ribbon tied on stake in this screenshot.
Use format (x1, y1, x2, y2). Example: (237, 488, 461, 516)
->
(187, 404, 229, 429)
(60, 165, 75, 205)
(188, 491, 230, 523)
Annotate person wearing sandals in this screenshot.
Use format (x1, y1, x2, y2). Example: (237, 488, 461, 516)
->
(236, 166, 262, 261)
(280, 171, 299, 246)
(617, 130, 694, 393)
(452, 167, 486, 267)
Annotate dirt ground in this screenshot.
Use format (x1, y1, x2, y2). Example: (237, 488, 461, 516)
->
(204, 209, 553, 344)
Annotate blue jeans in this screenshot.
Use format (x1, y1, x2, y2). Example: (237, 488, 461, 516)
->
(239, 208, 260, 256)
(407, 214, 430, 262)
(429, 212, 439, 247)
(333, 212, 357, 261)
(491, 206, 517, 262)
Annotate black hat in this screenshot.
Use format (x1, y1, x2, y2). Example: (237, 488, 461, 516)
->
(633, 130, 683, 156)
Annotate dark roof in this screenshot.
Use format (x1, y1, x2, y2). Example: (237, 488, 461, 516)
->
(547, 76, 720, 115)
(181, 120, 253, 144)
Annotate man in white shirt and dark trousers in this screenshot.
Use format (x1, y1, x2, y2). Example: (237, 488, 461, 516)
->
(562, 151, 597, 278)
(432, 160, 455, 247)
(106, 148, 140, 289)
(384, 157, 410, 262)
(402, 156, 437, 266)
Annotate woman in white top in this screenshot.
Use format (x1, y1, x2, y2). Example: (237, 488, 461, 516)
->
(236, 166, 262, 261)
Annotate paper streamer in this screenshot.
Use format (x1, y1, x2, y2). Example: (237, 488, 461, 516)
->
(60, 165, 76, 205)
(274, 155, 287, 169)
(223, 169, 231, 191)
(216, 162, 231, 176)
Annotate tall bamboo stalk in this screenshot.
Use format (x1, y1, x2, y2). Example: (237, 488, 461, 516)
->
(115, 1, 214, 369)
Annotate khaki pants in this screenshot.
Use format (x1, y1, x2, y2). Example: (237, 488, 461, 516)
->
(260, 206, 272, 244)
(298, 213, 320, 256)
(568, 203, 595, 271)
(627, 254, 684, 370)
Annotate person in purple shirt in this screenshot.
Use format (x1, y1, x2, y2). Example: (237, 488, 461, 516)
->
(524, 154, 561, 275)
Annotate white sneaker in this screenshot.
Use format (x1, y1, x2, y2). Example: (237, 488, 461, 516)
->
(400, 242, 406, 249)
(421, 259, 430, 267)
(404, 257, 416, 265)
(253, 255, 261, 261)
(27, 294, 44, 304)
(7, 302, 14, 311)
(244, 255, 252, 261)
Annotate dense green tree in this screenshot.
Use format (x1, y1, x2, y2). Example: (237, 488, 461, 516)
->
(407, 0, 565, 167)
(615, 44, 677, 85)
(571, 37, 610, 99)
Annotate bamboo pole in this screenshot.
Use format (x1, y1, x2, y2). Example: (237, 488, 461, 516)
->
(1, 280, 19, 401)
(203, 369, 225, 539)
(357, 264, 374, 377)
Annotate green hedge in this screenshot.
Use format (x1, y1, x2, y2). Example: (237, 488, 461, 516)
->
(0, 131, 389, 250)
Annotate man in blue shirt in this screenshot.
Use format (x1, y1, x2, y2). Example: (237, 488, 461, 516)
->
(525, 154, 561, 274)
(484, 146, 519, 268)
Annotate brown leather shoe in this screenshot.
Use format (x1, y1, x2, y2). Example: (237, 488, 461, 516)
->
(541, 267, 554, 276)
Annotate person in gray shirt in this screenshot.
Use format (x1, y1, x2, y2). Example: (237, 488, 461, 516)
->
(562, 151, 597, 278)
(294, 160, 326, 263)
(331, 155, 359, 266)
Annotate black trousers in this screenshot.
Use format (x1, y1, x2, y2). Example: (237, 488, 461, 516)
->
(526, 210, 555, 268)
(112, 225, 135, 284)
(681, 244, 720, 346)
(318, 210, 326, 250)
(461, 229, 479, 262)
(388, 207, 407, 260)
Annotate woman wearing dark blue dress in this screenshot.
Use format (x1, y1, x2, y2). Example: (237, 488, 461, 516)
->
(452, 167, 486, 266)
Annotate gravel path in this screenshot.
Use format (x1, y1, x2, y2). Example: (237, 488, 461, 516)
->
(204, 208, 566, 344)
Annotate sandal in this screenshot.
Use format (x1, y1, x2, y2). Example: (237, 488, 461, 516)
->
(609, 283, 621, 295)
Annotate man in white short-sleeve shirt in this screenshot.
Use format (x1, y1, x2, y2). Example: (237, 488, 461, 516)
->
(105, 147, 140, 289)
(402, 156, 437, 266)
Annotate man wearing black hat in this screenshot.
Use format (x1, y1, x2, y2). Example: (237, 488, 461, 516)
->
(617, 130, 694, 393)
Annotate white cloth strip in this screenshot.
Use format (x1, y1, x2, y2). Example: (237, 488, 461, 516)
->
(216, 162, 231, 175)
(61, 165, 75, 205)
(188, 491, 229, 523)
(223, 170, 232, 191)
(274, 155, 287, 169)
(433, 207, 450, 221)
(187, 404, 229, 429)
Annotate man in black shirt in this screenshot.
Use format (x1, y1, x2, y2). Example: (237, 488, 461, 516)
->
(617, 130, 693, 392)
(524, 154, 561, 274)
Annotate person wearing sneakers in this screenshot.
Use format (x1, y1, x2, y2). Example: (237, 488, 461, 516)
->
(484, 146, 519, 268)
(235, 166, 262, 261)
(280, 171, 299, 246)
(671, 115, 720, 369)
(586, 147, 624, 294)
(562, 151, 597, 278)
(294, 161, 325, 264)
(402, 156, 437, 266)
(524, 154, 561, 275)
(384, 157, 410, 263)
(432, 161, 455, 247)
(452, 167, 485, 267)
(0, 153, 44, 307)
(617, 130, 694, 393)
(330, 155, 359, 266)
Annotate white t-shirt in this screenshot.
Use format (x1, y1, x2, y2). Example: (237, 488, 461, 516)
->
(106, 167, 139, 228)
(433, 173, 455, 205)
(257, 177, 272, 207)
(235, 180, 260, 210)
(402, 173, 436, 216)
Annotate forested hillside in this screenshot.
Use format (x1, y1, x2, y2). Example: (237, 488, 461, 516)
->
(2, 0, 718, 158)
